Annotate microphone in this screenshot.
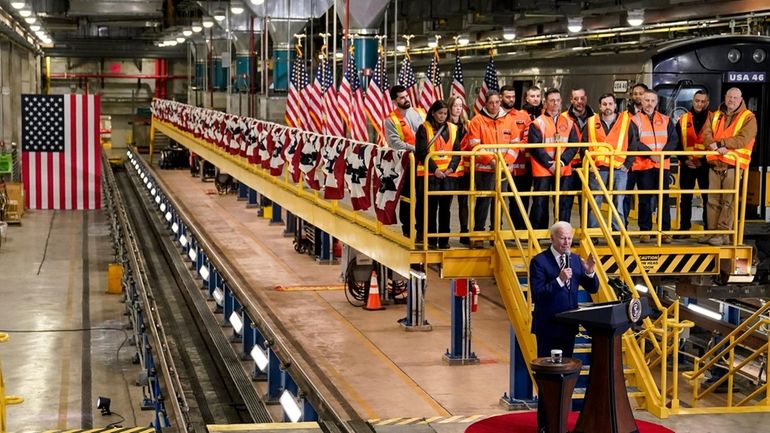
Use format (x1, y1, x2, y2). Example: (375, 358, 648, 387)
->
(564, 251, 572, 289)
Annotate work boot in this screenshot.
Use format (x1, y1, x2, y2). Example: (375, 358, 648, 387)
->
(640, 235, 653, 243)
(709, 235, 727, 246)
(662, 235, 673, 244)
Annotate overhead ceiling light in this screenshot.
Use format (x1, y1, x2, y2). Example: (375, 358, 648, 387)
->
(29, 24, 40, 31)
(635, 284, 649, 293)
(230, 1, 244, 14)
(188, 247, 197, 262)
(202, 16, 215, 28)
(213, 9, 226, 21)
(24, 16, 36, 24)
(171, 222, 179, 233)
(19, 9, 32, 17)
(396, 44, 406, 52)
(167, 40, 178, 46)
(567, 17, 583, 33)
(160, 202, 166, 212)
(176, 36, 186, 43)
(199, 265, 209, 281)
(192, 21, 203, 32)
(183, 28, 192, 36)
(627, 9, 644, 27)
(250, 0, 265, 5)
(11, 2, 27, 9)
(179, 234, 188, 246)
(427, 40, 437, 48)
(457, 35, 470, 46)
(212, 287, 225, 306)
(334, 52, 343, 59)
(165, 211, 173, 221)
(502, 27, 516, 41)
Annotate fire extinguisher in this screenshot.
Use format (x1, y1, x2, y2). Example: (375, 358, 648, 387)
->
(470, 279, 480, 312)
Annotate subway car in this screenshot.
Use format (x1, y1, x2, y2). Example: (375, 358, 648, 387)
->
(447, 35, 769, 219)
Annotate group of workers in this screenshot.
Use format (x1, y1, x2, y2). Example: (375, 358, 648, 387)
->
(384, 81, 757, 248)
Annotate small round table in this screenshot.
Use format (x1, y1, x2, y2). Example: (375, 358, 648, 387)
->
(531, 357, 582, 433)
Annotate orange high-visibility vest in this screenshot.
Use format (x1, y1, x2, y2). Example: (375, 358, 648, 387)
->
(467, 110, 521, 173)
(631, 111, 671, 171)
(417, 122, 462, 177)
(706, 109, 755, 169)
(531, 112, 574, 177)
(388, 109, 421, 145)
(587, 112, 631, 169)
(679, 111, 711, 162)
(507, 109, 531, 176)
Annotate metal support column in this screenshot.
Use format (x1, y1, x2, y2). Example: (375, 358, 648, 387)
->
(237, 182, 248, 201)
(265, 349, 283, 403)
(270, 203, 284, 225)
(246, 187, 259, 208)
(284, 211, 296, 237)
(400, 268, 431, 331)
(443, 278, 479, 365)
(500, 326, 535, 410)
(242, 311, 255, 360)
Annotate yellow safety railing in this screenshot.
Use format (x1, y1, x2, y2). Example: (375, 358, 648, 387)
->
(1, 333, 23, 433)
(682, 301, 770, 410)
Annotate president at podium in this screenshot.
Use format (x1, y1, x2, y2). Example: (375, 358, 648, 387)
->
(530, 221, 599, 357)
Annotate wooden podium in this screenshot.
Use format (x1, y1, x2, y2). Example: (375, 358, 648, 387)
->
(556, 300, 649, 433)
(531, 357, 582, 433)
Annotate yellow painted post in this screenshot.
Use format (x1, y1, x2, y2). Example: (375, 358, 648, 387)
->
(1, 333, 24, 433)
(106, 263, 124, 294)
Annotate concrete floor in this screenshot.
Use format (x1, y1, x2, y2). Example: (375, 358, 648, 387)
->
(0, 211, 154, 432)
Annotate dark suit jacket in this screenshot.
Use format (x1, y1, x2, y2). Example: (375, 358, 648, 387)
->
(530, 249, 600, 338)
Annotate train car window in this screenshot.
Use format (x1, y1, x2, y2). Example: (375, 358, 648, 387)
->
(655, 85, 707, 123)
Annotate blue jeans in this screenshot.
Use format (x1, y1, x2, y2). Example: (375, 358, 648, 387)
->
(588, 168, 628, 231)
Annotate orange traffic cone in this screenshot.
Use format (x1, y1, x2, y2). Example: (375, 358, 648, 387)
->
(363, 270, 385, 311)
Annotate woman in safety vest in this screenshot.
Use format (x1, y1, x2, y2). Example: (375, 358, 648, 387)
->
(415, 100, 463, 249)
(447, 95, 471, 245)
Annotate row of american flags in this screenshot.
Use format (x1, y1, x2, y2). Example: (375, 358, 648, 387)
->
(285, 45, 502, 145)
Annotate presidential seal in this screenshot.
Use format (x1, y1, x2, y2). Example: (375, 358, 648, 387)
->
(628, 298, 643, 323)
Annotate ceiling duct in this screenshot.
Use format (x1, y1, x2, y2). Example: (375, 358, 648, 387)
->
(265, 0, 333, 50)
(67, 0, 163, 17)
(335, 0, 389, 34)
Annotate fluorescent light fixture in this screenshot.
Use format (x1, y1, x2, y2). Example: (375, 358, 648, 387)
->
(568, 17, 583, 33)
(183, 28, 192, 37)
(687, 303, 722, 321)
(11, 2, 27, 10)
(165, 211, 172, 222)
(457, 35, 470, 46)
(151, 188, 156, 196)
(171, 222, 179, 233)
(160, 203, 167, 212)
(427, 41, 437, 49)
(192, 21, 203, 32)
(251, 0, 265, 5)
(176, 36, 186, 43)
(30, 24, 40, 31)
(627, 9, 644, 27)
(19, 9, 32, 17)
(635, 284, 649, 294)
(280, 390, 302, 422)
(213, 9, 226, 21)
(230, 1, 244, 14)
(188, 247, 197, 261)
(25, 16, 36, 24)
(334, 52, 343, 59)
(213, 287, 224, 306)
(503, 27, 516, 40)
(199, 265, 210, 281)
(155, 195, 161, 204)
(202, 16, 215, 28)
(229, 312, 244, 334)
(250, 345, 269, 372)
(127, 150, 132, 158)
(167, 40, 178, 47)
(396, 44, 406, 52)
(179, 234, 188, 246)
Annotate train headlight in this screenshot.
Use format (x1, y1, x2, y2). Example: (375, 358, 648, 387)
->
(727, 48, 742, 64)
(753, 48, 766, 63)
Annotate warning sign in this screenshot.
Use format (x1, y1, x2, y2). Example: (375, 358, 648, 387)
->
(639, 255, 659, 271)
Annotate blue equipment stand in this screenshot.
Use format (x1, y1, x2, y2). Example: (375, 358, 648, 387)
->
(443, 279, 479, 365)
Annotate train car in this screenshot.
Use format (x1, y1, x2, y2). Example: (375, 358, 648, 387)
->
(438, 35, 769, 218)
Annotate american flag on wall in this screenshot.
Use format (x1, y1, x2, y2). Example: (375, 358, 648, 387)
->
(450, 50, 467, 112)
(364, 46, 391, 145)
(285, 56, 307, 128)
(397, 54, 419, 109)
(21, 94, 101, 210)
(473, 55, 499, 114)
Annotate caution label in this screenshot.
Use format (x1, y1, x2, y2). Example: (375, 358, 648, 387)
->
(639, 255, 659, 271)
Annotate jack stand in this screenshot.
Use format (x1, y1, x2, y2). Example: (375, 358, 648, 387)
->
(500, 326, 535, 410)
(270, 203, 284, 226)
(400, 267, 431, 331)
(443, 279, 479, 365)
(237, 183, 248, 201)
